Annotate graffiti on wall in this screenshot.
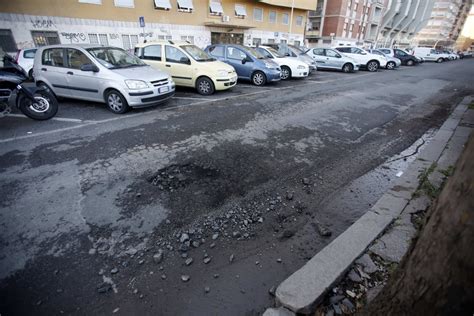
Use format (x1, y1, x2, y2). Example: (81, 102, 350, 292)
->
(139, 32, 153, 38)
(61, 32, 87, 42)
(31, 19, 55, 28)
(109, 33, 120, 40)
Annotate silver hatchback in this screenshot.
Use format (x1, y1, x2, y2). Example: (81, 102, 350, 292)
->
(34, 44, 175, 114)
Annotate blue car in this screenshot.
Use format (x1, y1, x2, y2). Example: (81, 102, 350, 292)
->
(205, 44, 281, 86)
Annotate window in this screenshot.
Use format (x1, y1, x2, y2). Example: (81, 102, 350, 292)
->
(210, 1, 224, 16)
(395, 49, 407, 56)
(354, 3, 358, 11)
(177, 0, 193, 12)
(253, 8, 263, 21)
(208, 45, 225, 57)
(42, 48, 65, 67)
(343, 22, 348, 30)
(335, 47, 350, 53)
(252, 38, 261, 46)
(313, 48, 325, 56)
(181, 35, 195, 43)
(326, 49, 340, 58)
(267, 38, 275, 44)
(67, 48, 93, 69)
(154, 0, 171, 10)
(379, 49, 390, 55)
(282, 13, 289, 25)
(23, 49, 37, 59)
(0, 29, 17, 53)
(165, 45, 188, 63)
(122, 35, 131, 50)
(280, 39, 287, 44)
(158, 35, 172, 40)
(349, 24, 354, 32)
(143, 45, 162, 60)
(114, 0, 134, 7)
(226, 46, 246, 60)
(235, 4, 246, 18)
(99, 34, 109, 45)
(31, 31, 60, 46)
(130, 35, 138, 48)
(296, 16, 303, 26)
(256, 47, 272, 58)
(89, 33, 99, 44)
(79, 0, 101, 4)
(350, 47, 363, 54)
(294, 40, 300, 46)
(269, 10, 277, 23)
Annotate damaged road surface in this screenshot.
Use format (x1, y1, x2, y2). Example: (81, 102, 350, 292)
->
(1, 60, 474, 315)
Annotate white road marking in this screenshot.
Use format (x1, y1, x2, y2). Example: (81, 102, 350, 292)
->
(7, 114, 84, 123)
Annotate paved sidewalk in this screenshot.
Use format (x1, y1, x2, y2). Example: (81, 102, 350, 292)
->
(264, 96, 474, 315)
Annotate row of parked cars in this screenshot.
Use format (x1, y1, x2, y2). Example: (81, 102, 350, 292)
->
(14, 41, 466, 114)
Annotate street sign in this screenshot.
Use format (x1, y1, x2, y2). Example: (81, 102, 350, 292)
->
(139, 16, 145, 28)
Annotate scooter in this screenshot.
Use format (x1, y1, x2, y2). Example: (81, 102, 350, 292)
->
(0, 52, 58, 120)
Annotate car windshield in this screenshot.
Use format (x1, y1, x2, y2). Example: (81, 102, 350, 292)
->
(289, 45, 306, 55)
(180, 45, 215, 62)
(266, 47, 284, 58)
(87, 47, 147, 69)
(245, 46, 265, 59)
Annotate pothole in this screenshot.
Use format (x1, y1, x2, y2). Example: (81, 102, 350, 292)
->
(148, 163, 219, 192)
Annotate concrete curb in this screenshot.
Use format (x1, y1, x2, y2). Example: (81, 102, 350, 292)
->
(271, 96, 473, 315)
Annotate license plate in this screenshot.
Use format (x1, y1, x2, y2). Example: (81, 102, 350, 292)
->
(159, 86, 169, 93)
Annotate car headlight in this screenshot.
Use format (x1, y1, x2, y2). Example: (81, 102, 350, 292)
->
(264, 62, 274, 69)
(217, 70, 228, 77)
(297, 65, 306, 69)
(125, 80, 149, 90)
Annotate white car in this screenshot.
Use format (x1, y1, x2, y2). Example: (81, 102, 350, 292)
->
(255, 45, 309, 80)
(15, 48, 37, 79)
(413, 47, 450, 63)
(334, 46, 387, 72)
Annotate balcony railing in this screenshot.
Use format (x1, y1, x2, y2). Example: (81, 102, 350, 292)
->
(305, 30, 321, 38)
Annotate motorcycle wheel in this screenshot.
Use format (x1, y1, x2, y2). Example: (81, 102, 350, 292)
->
(18, 91, 58, 120)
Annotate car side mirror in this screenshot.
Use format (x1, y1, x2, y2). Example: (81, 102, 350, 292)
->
(81, 63, 99, 72)
(180, 57, 191, 64)
(336, 54, 342, 58)
(360, 51, 367, 55)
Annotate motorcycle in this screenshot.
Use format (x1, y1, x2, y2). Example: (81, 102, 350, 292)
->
(0, 52, 58, 120)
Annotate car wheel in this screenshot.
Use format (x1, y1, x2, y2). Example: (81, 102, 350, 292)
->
(105, 89, 129, 114)
(406, 59, 414, 66)
(28, 69, 34, 80)
(196, 77, 215, 95)
(367, 60, 379, 72)
(386, 61, 396, 70)
(251, 71, 266, 86)
(437, 58, 444, 63)
(280, 66, 291, 80)
(342, 63, 353, 73)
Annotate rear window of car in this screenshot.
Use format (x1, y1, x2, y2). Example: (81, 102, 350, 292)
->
(23, 49, 37, 59)
(42, 48, 65, 67)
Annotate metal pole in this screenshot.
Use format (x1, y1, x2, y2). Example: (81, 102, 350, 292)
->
(289, 0, 295, 40)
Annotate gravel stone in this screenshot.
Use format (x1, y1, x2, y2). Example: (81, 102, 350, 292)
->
(302, 178, 310, 185)
(212, 233, 219, 240)
(185, 258, 193, 266)
(229, 254, 235, 263)
(181, 275, 190, 282)
(356, 254, 378, 274)
(180, 233, 190, 243)
(203, 257, 211, 264)
(153, 250, 164, 264)
(204, 286, 210, 293)
(110, 268, 118, 274)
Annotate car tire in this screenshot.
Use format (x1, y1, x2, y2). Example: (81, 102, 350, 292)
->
(366, 60, 379, 72)
(437, 58, 444, 63)
(342, 63, 353, 73)
(386, 61, 396, 70)
(406, 59, 414, 66)
(251, 71, 266, 86)
(105, 89, 129, 114)
(28, 69, 34, 80)
(280, 66, 291, 80)
(196, 76, 215, 95)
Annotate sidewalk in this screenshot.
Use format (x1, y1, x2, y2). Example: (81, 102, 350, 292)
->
(264, 96, 474, 315)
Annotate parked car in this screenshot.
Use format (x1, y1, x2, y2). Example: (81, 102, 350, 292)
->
(413, 47, 450, 63)
(135, 40, 237, 95)
(305, 47, 360, 73)
(254, 45, 309, 79)
(264, 43, 318, 72)
(333, 46, 387, 72)
(15, 48, 37, 79)
(34, 44, 175, 114)
(205, 44, 281, 86)
(442, 50, 459, 60)
(377, 48, 420, 66)
(367, 49, 401, 70)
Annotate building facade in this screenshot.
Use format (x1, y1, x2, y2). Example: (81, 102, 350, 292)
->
(0, 0, 316, 53)
(414, 0, 471, 48)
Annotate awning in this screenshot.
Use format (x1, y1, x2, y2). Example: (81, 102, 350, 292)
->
(209, 1, 224, 15)
(177, 0, 193, 10)
(204, 21, 255, 29)
(154, 0, 171, 10)
(235, 4, 247, 17)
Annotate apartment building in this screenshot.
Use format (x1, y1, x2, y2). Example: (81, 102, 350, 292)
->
(0, 0, 317, 53)
(307, 0, 382, 47)
(414, 0, 471, 48)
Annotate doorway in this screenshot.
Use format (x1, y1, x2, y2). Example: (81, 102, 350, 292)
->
(211, 32, 244, 45)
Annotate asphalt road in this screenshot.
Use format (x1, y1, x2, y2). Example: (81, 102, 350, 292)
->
(1, 59, 473, 315)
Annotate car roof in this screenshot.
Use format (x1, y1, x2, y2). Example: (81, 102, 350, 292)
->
(135, 40, 192, 48)
(36, 44, 108, 50)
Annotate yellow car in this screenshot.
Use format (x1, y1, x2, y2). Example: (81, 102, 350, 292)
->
(134, 40, 237, 95)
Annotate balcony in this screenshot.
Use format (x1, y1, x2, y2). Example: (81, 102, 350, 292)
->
(306, 30, 321, 38)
